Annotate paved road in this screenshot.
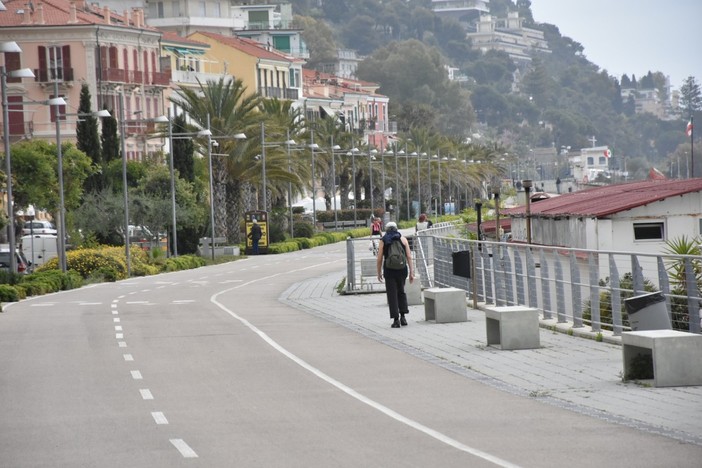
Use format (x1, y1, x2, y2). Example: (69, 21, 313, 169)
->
(0, 242, 700, 467)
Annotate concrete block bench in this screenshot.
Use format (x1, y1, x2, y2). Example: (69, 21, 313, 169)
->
(622, 330, 702, 387)
(483, 305, 540, 350)
(423, 287, 467, 323)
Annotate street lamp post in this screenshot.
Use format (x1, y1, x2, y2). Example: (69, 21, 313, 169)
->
(1, 41, 34, 274)
(523, 179, 533, 244)
(368, 146, 377, 217)
(349, 148, 359, 226)
(203, 114, 216, 261)
(330, 136, 340, 230)
(414, 151, 420, 215)
(394, 145, 400, 222)
(118, 90, 131, 276)
(165, 110, 178, 256)
(260, 121, 267, 211)
(310, 131, 319, 229)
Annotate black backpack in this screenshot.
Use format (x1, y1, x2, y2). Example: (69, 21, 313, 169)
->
(385, 239, 407, 270)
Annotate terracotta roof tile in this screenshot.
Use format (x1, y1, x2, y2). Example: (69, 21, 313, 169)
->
(504, 179, 702, 218)
(0, 0, 154, 30)
(193, 31, 293, 63)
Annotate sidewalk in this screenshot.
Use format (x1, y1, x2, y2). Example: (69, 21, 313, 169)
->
(281, 270, 702, 447)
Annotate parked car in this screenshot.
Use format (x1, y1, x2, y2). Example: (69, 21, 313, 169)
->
(0, 246, 31, 274)
(21, 220, 57, 236)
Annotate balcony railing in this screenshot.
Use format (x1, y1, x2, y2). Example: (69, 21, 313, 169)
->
(99, 68, 126, 83)
(33, 67, 75, 83)
(258, 86, 299, 100)
(151, 71, 171, 86)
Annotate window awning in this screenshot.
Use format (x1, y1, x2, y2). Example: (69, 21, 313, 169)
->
(320, 106, 338, 118)
(163, 46, 206, 56)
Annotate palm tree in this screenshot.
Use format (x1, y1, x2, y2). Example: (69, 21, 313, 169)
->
(258, 99, 307, 213)
(171, 78, 261, 243)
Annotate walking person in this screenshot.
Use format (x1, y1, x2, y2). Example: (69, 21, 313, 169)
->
(376, 222, 414, 328)
(248, 219, 262, 255)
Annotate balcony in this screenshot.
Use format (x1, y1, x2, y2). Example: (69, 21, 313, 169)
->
(258, 86, 299, 100)
(99, 68, 126, 83)
(172, 69, 231, 85)
(127, 70, 144, 84)
(33, 67, 75, 83)
(151, 71, 171, 86)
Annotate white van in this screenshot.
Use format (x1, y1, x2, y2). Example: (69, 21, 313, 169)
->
(21, 234, 59, 267)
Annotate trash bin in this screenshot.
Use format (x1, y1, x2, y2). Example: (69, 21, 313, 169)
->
(624, 292, 671, 331)
(452, 250, 471, 278)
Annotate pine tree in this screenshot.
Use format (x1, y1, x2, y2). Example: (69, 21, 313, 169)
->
(100, 107, 120, 165)
(172, 113, 195, 182)
(76, 83, 102, 192)
(679, 76, 702, 117)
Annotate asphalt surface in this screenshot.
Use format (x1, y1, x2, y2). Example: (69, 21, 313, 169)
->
(1, 239, 701, 467)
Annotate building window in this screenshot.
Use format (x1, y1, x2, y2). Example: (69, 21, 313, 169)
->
(587, 156, 594, 165)
(633, 222, 664, 240)
(599, 157, 606, 165)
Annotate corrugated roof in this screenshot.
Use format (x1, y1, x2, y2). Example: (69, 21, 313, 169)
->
(193, 31, 293, 63)
(503, 179, 702, 218)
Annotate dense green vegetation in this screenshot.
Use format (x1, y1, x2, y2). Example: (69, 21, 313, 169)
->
(292, 0, 701, 179)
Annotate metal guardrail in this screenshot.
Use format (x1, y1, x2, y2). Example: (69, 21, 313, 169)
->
(425, 235, 702, 335)
(344, 221, 701, 334)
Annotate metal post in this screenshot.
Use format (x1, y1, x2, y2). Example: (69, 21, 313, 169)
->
(53, 80, 67, 272)
(119, 90, 131, 276)
(416, 151, 421, 215)
(167, 109, 177, 256)
(351, 149, 357, 226)
(394, 145, 399, 222)
(206, 113, 215, 261)
(311, 131, 317, 228)
(368, 146, 374, 217)
(405, 144, 409, 219)
(287, 129, 294, 237)
(1, 66, 16, 273)
(331, 134, 338, 230)
(261, 121, 267, 211)
(523, 179, 532, 244)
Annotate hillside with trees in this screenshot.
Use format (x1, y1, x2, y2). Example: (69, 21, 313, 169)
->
(291, 0, 701, 180)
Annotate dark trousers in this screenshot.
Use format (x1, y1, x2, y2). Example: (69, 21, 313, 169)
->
(252, 239, 259, 254)
(384, 270, 409, 319)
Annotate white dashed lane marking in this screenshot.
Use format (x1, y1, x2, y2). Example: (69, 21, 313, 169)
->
(139, 389, 154, 400)
(118, 341, 127, 348)
(130, 370, 143, 380)
(116, 333, 123, 339)
(123, 354, 134, 362)
(151, 412, 168, 425)
(170, 439, 198, 458)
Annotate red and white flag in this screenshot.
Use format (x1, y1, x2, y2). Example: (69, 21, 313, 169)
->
(687, 120, 694, 137)
(603, 149, 611, 158)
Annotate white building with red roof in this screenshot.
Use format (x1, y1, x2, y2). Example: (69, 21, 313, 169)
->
(504, 179, 702, 255)
(302, 69, 391, 149)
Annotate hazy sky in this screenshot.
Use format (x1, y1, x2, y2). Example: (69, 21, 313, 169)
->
(529, 0, 702, 89)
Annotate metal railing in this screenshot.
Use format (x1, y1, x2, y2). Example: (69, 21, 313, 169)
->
(344, 222, 702, 334)
(417, 233, 701, 335)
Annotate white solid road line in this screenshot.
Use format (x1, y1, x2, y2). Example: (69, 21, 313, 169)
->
(211, 262, 521, 468)
(170, 439, 198, 458)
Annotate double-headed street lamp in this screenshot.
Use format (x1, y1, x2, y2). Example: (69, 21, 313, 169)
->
(1, 52, 34, 273)
(54, 105, 111, 272)
(368, 147, 377, 216)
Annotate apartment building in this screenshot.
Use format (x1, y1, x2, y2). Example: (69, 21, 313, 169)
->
(0, 0, 170, 161)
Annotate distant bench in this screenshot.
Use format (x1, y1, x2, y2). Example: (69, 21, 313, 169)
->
(198, 237, 240, 257)
(321, 220, 368, 230)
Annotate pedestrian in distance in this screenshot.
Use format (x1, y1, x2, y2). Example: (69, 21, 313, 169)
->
(248, 218, 262, 255)
(376, 222, 414, 328)
(416, 213, 429, 232)
(369, 216, 383, 256)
